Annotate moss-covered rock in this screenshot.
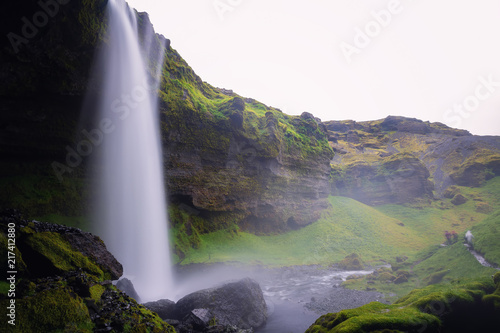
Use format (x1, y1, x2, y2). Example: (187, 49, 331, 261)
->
(482, 272, 500, 312)
(451, 193, 467, 206)
(326, 117, 500, 204)
(0, 212, 175, 333)
(13, 285, 93, 333)
(337, 253, 365, 270)
(307, 275, 500, 333)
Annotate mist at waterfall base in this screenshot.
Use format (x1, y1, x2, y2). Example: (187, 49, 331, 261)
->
(89, 0, 173, 303)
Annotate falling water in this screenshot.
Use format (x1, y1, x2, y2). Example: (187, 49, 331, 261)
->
(92, 0, 172, 302)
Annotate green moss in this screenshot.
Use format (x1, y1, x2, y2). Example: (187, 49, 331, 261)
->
(0, 171, 87, 219)
(78, 0, 108, 45)
(449, 152, 500, 187)
(306, 301, 439, 333)
(308, 275, 499, 333)
(0, 230, 27, 275)
(104, 287, 176, 333)
(13, 286, 93, 333)
(22, 231, 105, 280)
(338, 253, 365, 270)
(89, 284, 105, 302)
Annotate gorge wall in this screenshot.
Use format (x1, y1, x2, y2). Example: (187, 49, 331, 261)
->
(2, 0, 500, 252)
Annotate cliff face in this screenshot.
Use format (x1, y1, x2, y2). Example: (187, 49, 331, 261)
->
(1, 1, 499, 246)
(0, 0, 333, 235)
(326, 116, 500, 205)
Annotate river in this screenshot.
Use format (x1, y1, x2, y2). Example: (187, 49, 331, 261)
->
(175, 264, 391, 332)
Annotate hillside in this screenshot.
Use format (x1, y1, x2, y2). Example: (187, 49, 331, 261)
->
(176, 178, 500, 266)
(1, 0, 333, 236)
(2, 2, 500, 332)
(1, 1, 500, 260)
(327, 117, 500, 205)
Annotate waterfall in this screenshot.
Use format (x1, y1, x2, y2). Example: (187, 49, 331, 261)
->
(92, 0, 173, 302)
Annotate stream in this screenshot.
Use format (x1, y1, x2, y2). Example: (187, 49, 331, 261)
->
(175, 264, 391, 333)
(464, 243, 500, 270)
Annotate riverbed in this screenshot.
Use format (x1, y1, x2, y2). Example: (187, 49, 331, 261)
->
(174, 264, 391, 332)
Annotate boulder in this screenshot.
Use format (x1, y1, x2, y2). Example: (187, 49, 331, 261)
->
(173, 278, 267, 330)
(338, 253, 364, 270)
(0, 211, 175, 333)
(451, 193, 468, 205)
(116, 278, 141, 303)
(143, 298, 177, 319)
(17, 219, 123, 280)
(183, 308, 213, 330)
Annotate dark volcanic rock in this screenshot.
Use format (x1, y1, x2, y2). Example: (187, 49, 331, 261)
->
(18, 219, 123, 280)
(173, 278, 267, 330)
(116, 277, 141, 303)
(0, 211, 174, 333)
(144, 298, 177, 319)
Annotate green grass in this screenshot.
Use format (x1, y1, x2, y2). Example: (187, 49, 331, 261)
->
(343, 214, 499, 301)
(179, 178, 500, 301)
(375, 178, 500, 247)
(471, 209, 500, 266)
(181, 177, 500, 269)
(180, 196, 424, 266)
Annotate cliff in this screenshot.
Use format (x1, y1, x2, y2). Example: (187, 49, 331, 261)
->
(326, 116, 500, 205)
(0, 0, 333, 237)
(1, 1, 499, 249)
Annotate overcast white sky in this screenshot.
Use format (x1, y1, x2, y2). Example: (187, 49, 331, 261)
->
(126, 0, 500, 136)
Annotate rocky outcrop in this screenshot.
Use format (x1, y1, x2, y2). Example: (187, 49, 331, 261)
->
(116, 277, 141, 303)
(325, 117, 500, 205)
(306, 272, 500, 333)
(15, 217, 122, 281)
(0, 210, 175, 332)
(1, 0, 500, 247)
(1, 0, 333, 238)
(336, 253, 364, 270)
(145, 278, 267, 332)
(330, 152, 435, 205)
(143, 298, 177, 321)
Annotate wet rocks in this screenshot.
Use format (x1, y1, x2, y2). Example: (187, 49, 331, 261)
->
(143, 298, 176, 320)
(145, 278, 267, 332)
(305, 286, 387, 314)
(116, 277, 141, 303)
(0, 212, 175, 332)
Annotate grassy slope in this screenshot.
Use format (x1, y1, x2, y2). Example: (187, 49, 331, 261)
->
(341, 178, 500, 299)
(179, 177, 500, 301)
(472, 209, 500, 266)
(376, 177, 500, 245)
(180, 178, 500, 267)
(180, 196, 424, 266)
